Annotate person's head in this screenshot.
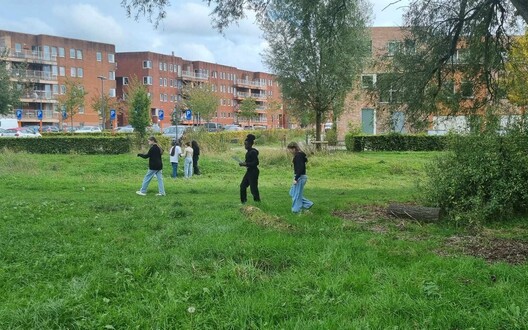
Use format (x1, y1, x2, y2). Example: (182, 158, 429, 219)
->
(287, 142, 301, 154)
(148, 136, 158, 144)
(185, 141, 191, 147)
(191, 140, 199, 148)
(244, 134, 256, 149)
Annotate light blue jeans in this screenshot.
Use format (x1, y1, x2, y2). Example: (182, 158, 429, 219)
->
(139, 169, 165, 195)
(289, 175, 313, 213)
(184, 157, 193, 178)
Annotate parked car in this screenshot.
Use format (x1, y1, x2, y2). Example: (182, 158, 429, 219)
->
(2, 127, 42, 138)
(162, 125, 189, 140)
(0, 128, 6, 137)
(116, 125, 134, 133)
(224, 124, 243, 131)
(202, 122, 224, 132)
(41, 125, 60, 133)
(75, 126, 102, 133)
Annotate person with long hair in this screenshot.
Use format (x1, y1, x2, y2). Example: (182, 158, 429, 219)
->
(136, 136, 165, 196)
(169, 140, 182, 178)
(287, 142, 313, 213)
(182, 141, 194, 178)
(191, 140, 201, 175)
(239, 134, 261, 203)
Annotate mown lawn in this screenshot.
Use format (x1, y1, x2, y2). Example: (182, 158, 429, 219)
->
(1, 148, 527, 329)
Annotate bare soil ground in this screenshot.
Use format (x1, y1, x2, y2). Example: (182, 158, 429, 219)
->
(334, 204, 528, 265)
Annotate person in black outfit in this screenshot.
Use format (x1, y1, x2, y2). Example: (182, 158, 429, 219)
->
(239, 134, 261, 203)
(191, 140, 201, 175)
(136, 136, 165, 196)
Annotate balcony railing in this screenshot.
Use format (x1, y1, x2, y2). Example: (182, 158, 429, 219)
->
(251, 93, 266, 99)
(236, 79, 266, 88)
(0, 47, 57, 63)
(20, 91, 57, 102)
(10, 68, 58, 82)
(18, 109, 60, 121)
(180, 70, 209, 80)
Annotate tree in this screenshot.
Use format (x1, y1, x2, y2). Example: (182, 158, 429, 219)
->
(504, 29, 528, 110)
(91, 93, 119, 129)
(262, 0, 371, 143)
(120, 0, 528, 31)
(181, 82, 219, 123)
(238, 97, 257, 127)
(374, 0, 527, 130)
(58, 79, 87, 129)
(0, 57, 22, 116)
(126, 76, 151, 137)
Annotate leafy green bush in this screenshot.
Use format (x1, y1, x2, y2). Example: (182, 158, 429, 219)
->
(423, 132, 528, 224)
(0, 136, 131, 154)
(345, 134, 447, 151)
(325, 128, 338, 146)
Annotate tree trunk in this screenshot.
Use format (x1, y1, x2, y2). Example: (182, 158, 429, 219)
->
(315, 111, 322, 150)
(387, 203, 441, 222)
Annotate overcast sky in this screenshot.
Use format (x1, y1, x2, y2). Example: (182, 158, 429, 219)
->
(0, 0, 408, 72)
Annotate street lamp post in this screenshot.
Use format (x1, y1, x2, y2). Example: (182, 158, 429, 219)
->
(97, 75, 107, 130)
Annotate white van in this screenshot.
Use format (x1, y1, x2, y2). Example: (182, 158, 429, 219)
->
(0, 118, 18, 129)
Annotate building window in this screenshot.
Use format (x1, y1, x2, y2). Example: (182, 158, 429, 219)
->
(58, 47, 65, 58)
(78, 106, 84, 114)
(51, 47, 57, 58)
(108, 71, 115, 80)
(15, 43, 22, 53)
(59, 67, 65, 77)
(143, 60, 152, 69)
(70, 48, 76, 58)
(143, 76, 153, 85)
(77, 68, 83, 77)
(70, 67, 77, 77)
(361, 74, 376, 89)
(387, 41, 401, 56)
(159, 62, 163, 70)
(159, 77, 163, 86)
(460, 81, 474, 98)
(52, 85, 59, 95)
(163, 78, 167, 86)
(212, 71, 217, 78)
(108, 53, 115, 63)
(109, 89, 116, 97)
(96, 52, 102, 62)
(76, 49, 83, 60)
(169, 64, 173, 72)
(123, 77, 129, 85)
(60, 85, 66, 94)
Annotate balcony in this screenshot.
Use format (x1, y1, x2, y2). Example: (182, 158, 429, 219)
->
(20, 91, 58, 104)
(18, 109, 60, 122)
(180, 70, 209, 81)
(251, 93, 267, 100)
(0, 47, 57, 65)
(236, 79, 266, 89)
(235, 91, 251, 99)
(10, 68, 58, 83)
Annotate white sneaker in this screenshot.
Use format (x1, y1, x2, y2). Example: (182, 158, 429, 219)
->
(156, 193, 165, 196)
(136, 191, 146, 196)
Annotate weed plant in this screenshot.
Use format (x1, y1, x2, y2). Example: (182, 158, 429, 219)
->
(0, 148, 527, 328)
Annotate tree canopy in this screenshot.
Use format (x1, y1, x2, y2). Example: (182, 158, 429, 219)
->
(181, 82, 219, 123)
(262, 0, 370, 141)
(58, 79, 87, 129)
(0, 58, 22, 116)
(126, 76, 151, 136)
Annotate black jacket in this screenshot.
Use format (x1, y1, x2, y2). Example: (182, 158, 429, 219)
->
(292, 151, 307, 181)
(138, 144, 163, 170)
(244, 147, 259, 170)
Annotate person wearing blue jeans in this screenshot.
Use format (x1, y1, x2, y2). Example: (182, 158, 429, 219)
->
(169, 140, 182, 178)
(287, 142, 313, 213)
(136, 136, 165, 196)
(182, 141, 194, 178)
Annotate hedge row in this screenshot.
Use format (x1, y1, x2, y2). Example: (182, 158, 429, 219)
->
(345, 134, 448, 152)
(0, 136, 132, 154)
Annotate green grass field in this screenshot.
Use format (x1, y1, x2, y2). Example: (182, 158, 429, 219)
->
(1, 147, 527, 329)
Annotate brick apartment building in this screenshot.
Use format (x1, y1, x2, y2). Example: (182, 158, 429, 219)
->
(0, 30, 116, 129)
(115, 52, 284, 129)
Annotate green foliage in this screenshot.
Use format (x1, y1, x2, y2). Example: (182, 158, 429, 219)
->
(238, 97, 258, 126)
(127, 77, 151, 136)
(325, 128, 338, 146)
(58, 79, 87, 129)
(423, 132, 528, 224)
(262, 0, 371, 142)
(0, 57, 22, 115)
(0, 136, 131, 154)
(182, 82, 219, 123)
(345, 134, 447, 152)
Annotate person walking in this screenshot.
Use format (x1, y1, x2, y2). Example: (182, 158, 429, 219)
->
(287, 142, 313, 213)
(191, 140, 201, 175)
(239, 134, 261, 203)
(182, 141, 194, 178)
(136, 136, 165, 196)
(169, 140, 182, 178)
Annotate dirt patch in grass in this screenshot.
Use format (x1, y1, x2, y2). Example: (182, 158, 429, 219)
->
(442, 235, 528, 265)
(334, 204, 528, 265)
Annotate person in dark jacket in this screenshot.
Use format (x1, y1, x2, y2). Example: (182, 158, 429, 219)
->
(191, 140, 201, 175)
(287, 142, 313, 213)
(136, 136, 165, 196)
(239, 134, 261, 203)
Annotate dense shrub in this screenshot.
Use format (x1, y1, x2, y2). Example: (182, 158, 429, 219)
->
(423, 132, 528, 225)
(345, 133, 447, 151)
(0, 136, 131, 154)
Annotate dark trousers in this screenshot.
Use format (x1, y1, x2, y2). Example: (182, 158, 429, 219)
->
(240, 168, 260, 203)
(193, 155, 200, 175)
